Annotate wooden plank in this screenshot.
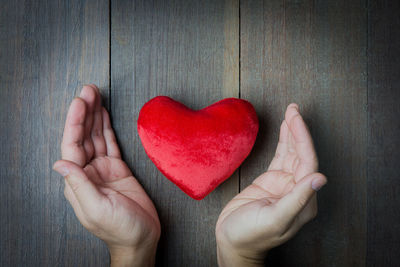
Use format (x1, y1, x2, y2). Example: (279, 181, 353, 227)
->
(240, 0, 367, 266)
(111, 0, 239, 265)
(367, 0, 400, 265)
(0, 0, 109, 266)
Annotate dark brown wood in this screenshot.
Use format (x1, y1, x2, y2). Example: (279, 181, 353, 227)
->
(367, 0, 400, 265)
(110, 0, 239, 265)
(240, 0, 367, 266)
(0, 0, 110, 266)
(2, 0, 400, 266)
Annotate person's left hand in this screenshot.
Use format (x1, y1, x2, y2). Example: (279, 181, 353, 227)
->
(215, 104, 327, 267)
(53, 85, 160, 267)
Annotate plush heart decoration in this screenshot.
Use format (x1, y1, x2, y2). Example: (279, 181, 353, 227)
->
(137, 96, 259, 200)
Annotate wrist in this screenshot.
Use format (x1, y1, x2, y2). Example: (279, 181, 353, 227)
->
(109, 244, 157, 267)
(216, 239, 265, 267)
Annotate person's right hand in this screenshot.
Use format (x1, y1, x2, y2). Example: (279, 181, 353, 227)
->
(53, 85, 160, 267)
(215, 104, 327, 267)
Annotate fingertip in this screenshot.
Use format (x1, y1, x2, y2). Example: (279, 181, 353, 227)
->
(80, 85, 95, 95)
(85, 84, 99, 90)
(65, 97, 87, 129)
(289, 115, 304, 133)
(285, 103, 301, 125)
(288, 103, 299, 110)
(70, 97, 87, 111)
(85, 84, 101, 97)
(52, 160, 60, 170)
(82, 84, 99, 91)
(80, 85, 97, 108)
(53, 160, 70, 177)
(311, 173, 327, 191)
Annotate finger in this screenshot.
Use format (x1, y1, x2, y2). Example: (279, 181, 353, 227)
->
(90, 157, 131, 182)
(61, 98, 87, 166)
(273, 172, 326, 226)
(285, 104, 318, 181)
(79, 85, 97, 162)
(251, 170, 295, 198)
(53, 159, 106, 217)
(83, 164, 104, 184)
(102, 107, 121, 158)
(285, 104, 316, 160)
(268, 120, 290, 171)
(90, 86, 107, 157)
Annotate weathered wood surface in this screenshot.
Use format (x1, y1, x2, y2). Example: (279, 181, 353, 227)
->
(111, 0, 238, 266)
(240, 0, 368, 266)
(367, 0, 400, 266)
(0, 0, 399, 266)
(0, 0, 110, 266)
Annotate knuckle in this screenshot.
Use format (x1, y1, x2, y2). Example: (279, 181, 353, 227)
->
(297, 196, 309, 209)
(91, 128, 103, 138)
(69, 183, 80, 193)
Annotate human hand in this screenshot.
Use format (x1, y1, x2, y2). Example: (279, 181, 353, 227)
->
(53, 85, 160, 267)
(215, 104, 327, 267)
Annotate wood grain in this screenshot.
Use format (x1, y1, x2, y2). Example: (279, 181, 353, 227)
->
(367, 0, 400, 265)
(110, 0, 239, 265)
(1, 0, 400, 266)
(240, 0, 367, 266)
(0, 0, 110, 266)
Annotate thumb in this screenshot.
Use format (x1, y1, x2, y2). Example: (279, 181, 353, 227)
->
(274, 172, 327, 224)
(53, 160, 104, 212)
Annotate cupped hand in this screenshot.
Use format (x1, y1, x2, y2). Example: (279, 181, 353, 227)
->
(215, 104, 327, 267)
(53, 85, 160, 267)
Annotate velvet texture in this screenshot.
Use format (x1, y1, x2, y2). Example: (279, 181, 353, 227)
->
(137, 96, 259, 200)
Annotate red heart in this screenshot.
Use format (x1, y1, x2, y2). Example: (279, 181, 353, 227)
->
(137, 96, 259, 200)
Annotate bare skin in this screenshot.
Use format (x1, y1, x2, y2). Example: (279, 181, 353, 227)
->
(53, 85, 326, 266)
(215, 104, 327, 267)
(53, 85, 160, 267)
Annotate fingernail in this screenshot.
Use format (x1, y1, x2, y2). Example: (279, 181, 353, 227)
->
(311, 177, 326, 191)
(54, 166, 69, 177)
(289, 103, 299, 110)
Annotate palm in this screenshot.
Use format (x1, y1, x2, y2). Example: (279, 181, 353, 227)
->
(58, 85, 160, 248)
(216, 104, 318, 251)
(76, 156, 159, 247)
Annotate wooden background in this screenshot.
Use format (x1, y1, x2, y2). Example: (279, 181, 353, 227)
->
(1, 0, 399, 266)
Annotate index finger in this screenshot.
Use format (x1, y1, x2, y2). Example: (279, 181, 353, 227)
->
(272, 172, 326, 229)
(285, 104, 318, 180)
(61, 97, 87, 166)
(268, 120, 290, 171)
